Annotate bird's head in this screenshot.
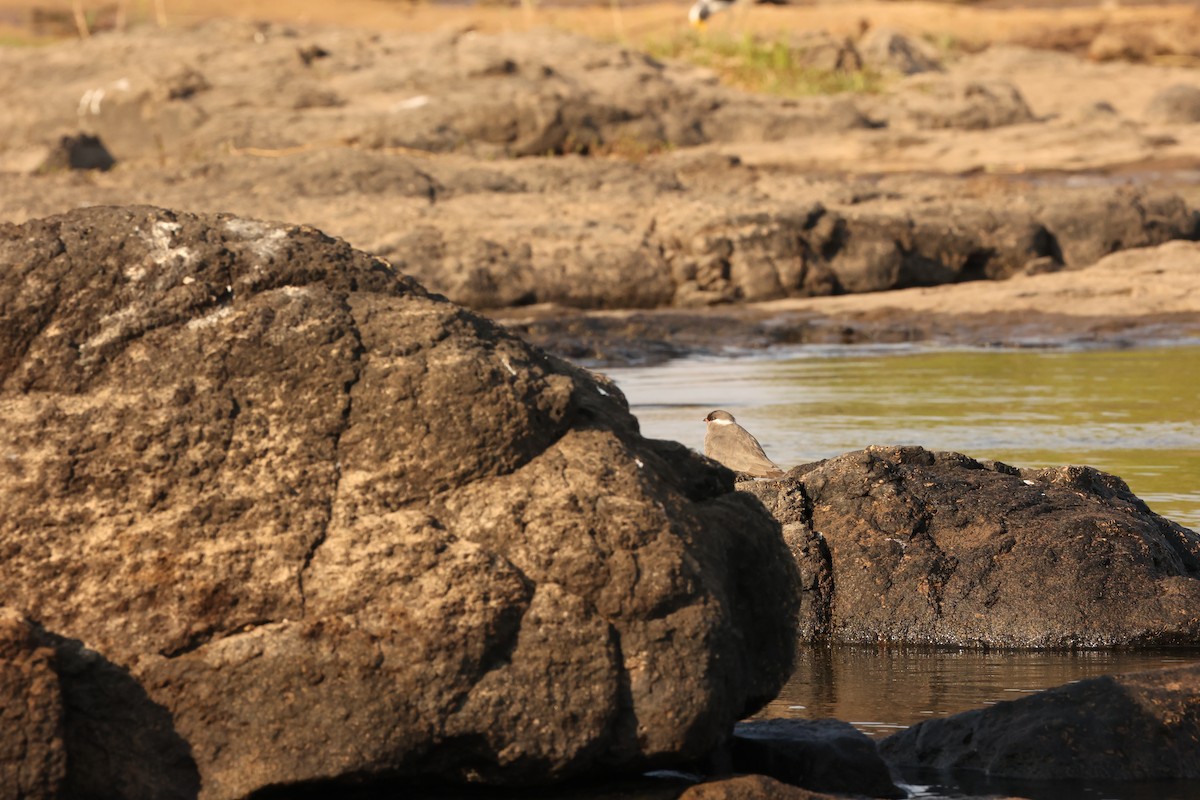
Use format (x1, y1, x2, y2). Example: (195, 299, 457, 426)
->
(703, 409, 736, 424)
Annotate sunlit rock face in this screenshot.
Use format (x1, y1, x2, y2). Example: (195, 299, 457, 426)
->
(742, 445, 1200, 647)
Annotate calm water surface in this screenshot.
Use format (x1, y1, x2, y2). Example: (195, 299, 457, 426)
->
(606, 343, 1200, 799)
(605, 343, 1200, 530)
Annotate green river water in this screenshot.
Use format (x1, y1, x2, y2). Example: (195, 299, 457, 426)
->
(605, 342, 1200, 530)
(605, 342, 1200, 800)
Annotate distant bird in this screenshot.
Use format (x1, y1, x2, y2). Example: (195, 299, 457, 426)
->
(703, 409, 785, 478)
(688, 0, 735, 27)
(688, 0, 785, 28)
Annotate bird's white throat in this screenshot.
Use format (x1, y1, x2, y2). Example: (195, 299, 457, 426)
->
(710, 418, 735, 426)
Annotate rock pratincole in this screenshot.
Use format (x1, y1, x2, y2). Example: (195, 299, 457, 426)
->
(703, 409, 785, 479)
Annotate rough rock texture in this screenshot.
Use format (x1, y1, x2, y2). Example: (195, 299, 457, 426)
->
(0, 611, 65, 800)
(879, 77, 1036, 130)
(679, 774, 839, 800)
(498, 239, 1200, 364)
(880, 662, 1200, 779)
(730, 719, 903, 798)
(380, 184, 1196, 310)
(858, 29, 943, 75)
(0, 205, 800, 799)
(740, 445, 1200, 647)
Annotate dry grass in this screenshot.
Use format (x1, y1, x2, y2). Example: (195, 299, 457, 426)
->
(644, 30, 886, 96)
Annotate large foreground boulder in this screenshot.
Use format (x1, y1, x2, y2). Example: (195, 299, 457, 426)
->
(741, 445, 1200, 647)
(880, 662, 1200, 780)
(0, 205, 800, 798)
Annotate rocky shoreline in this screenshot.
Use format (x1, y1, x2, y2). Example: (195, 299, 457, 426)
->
(4, 15, 1200, 366)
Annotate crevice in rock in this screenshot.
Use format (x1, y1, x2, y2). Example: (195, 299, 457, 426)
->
(599, 623, 638, 766)
(442, 565, 535, 724)
(296, 295, 367, 614)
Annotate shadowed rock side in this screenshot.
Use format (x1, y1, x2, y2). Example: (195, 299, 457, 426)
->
(0, 610, 65, 800)
(740, 445, 1200, 647)
(730, 719, 903, 798)
(0, 206, 800, 799)
(879, 662, 1200, 780)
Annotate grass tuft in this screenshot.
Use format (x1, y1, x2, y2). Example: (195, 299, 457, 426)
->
(644, 31, 886, 97)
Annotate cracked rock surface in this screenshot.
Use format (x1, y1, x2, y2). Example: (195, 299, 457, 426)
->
(0, 205, 799, 799)
(740, 445, 1200, 647)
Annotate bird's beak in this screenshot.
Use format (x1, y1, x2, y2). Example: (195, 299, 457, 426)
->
(690, 18, 706, 30)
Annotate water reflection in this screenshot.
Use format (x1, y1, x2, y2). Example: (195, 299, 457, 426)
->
(902, 769, 1200, 800)
(765, 645, 1200, 799)
(756, 645, 1200, 738)
(605, 343, 1200, 529)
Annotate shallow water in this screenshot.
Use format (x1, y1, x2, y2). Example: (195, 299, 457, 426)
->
(767, 645, 1200, 798)
(759, 645, 1199, 738)
(606, 342, 1200, 799)
(604, 342, 1200, 530)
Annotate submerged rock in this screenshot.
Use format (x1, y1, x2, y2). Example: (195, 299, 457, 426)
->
(0, 205, 799, 798)
(740, 445, 1200, 647)
(730, 719, 904, 798)
(879, 662, 1200, 780)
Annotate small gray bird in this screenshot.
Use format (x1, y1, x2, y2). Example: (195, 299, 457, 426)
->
(703, 409, 784, 478)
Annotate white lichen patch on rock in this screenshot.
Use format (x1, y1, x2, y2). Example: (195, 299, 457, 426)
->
(130, 220, 197, 280)
(223, 217, 289, 263)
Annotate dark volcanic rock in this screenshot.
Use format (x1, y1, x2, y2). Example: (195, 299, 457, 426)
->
(1036, 188, 1200, 268)
(398, 185, 1195, 310)
(880, 662, 1200, 780)
(36, 133, 116, 172)
(740, 445, 1200, 647)
(731, 719, 904, 798)
(0, 206, 800, 799)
